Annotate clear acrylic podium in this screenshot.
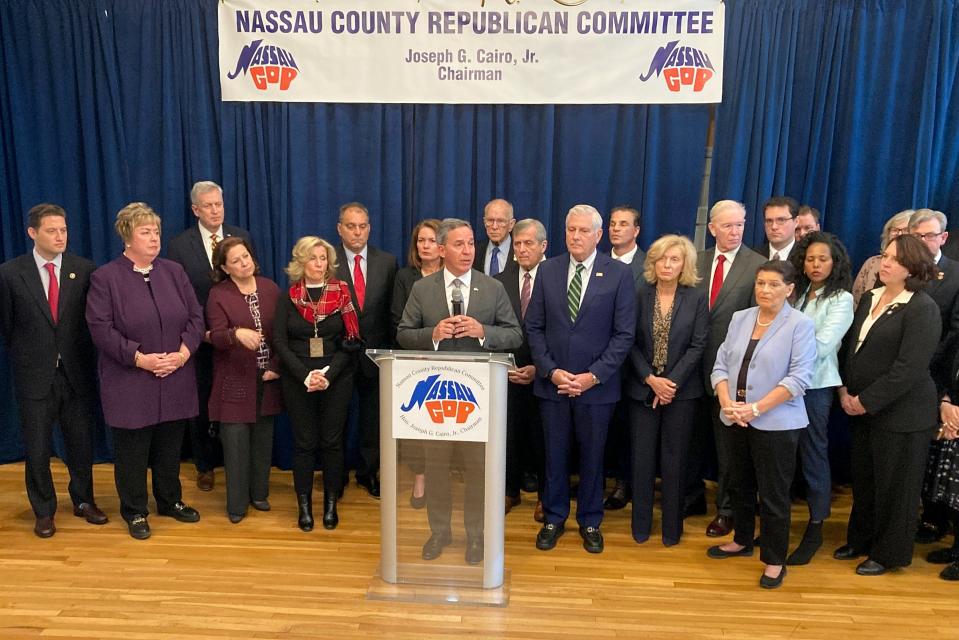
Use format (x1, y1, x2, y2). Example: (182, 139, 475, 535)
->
(365, 349, 514, 607)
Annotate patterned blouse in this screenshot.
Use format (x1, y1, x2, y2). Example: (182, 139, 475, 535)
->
(651, 291, 673, 374)
(244, 291, 272, 370)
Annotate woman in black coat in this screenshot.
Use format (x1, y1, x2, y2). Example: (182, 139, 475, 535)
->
(835, 235, 941, 575)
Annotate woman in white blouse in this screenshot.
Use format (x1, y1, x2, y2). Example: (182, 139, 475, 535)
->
(835, 234, 941, 576)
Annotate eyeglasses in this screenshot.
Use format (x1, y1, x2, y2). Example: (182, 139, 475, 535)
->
(888, 227, 909, 237)
(484, 218, 511, 228)
(913, 231, 944, 241)
(764, 216, 794, 227)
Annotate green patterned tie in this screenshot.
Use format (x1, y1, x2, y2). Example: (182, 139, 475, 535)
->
(568, 263, 585, 322)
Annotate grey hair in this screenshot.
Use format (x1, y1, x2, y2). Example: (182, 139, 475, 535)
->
(909, 208, 948, 233)
(880, 209, 915, 249)
(709, 199, 746, 221)
(190, 181, 223, 205)
(483, 198, 514, 220)
(437, 218, 472, 245)
(566, 204, 603, 231)
(513, 218, 547, 243)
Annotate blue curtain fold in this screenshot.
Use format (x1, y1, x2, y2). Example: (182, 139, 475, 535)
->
(0, 0, 708, 463)
(712, 0, 959, 266)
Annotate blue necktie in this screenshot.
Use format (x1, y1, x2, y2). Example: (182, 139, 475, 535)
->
(489, 247, 500, 276)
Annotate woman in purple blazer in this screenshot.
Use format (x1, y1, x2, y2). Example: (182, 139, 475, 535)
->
(207, 237, 283, 523)
(86, 203, 204, 540)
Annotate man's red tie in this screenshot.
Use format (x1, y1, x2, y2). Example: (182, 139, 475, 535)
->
(353, 254, 366, 311)
(44, 262, 59, 323)
(709, 254, 726, 310)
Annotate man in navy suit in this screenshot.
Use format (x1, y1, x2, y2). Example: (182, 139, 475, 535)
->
(0, 203, 107, 537)
(167, 181, 252, 492)
(525, 204, 636, 554)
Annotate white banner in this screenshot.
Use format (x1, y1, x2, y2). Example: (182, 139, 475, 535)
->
(391, 359, 490, 442)
(218, 0, 724, 104)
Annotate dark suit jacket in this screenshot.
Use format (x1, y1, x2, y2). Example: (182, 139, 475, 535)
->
(754, 241, 797, 261)
(696, 246, 767, 393)
(927, 255, 959, 389)
(616, 248, 648, 292)
(166, 223, 251, 306)
(391, 265, 422, 332)
(205, 276, 283, 423)
(493, 262, 537, 367)
(473, 238, 515, 274)
(840, 289, 941, 432)
(0, 252, 97, 400)
(335, 244, 397, 376)
(525, 252, 636, 405)
(396, 269, 522, 353)
(625, 282, 709, 403)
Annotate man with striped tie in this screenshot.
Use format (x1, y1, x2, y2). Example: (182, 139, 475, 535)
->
(525, 204, 636, 554)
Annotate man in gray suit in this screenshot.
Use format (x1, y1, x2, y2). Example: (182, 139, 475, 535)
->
(687, 200, 767, 538)
(397, 218, 523, 565)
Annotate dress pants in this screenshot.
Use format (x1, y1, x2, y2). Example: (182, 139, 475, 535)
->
(726, 424, 801, 566)
(17, 367, 95, 518)
(112, 420, 187, 522)
(799, 387, 834, 521)
(283, 368, 354, 496)
(847, 419, 932, 567)
(424, 441, 485, 538)
(603, 399, 631, 485)
(629, 397, 697, 544)
(710, 397, 735, 517)
(354, 368, 381, 482)
(188, 344, 222, 473)
(220, 416, 274, 516)
(506, 382, 544, 498)
(541, 397, 615, 529)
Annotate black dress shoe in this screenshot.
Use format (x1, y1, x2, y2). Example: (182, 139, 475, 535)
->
(760, 566, 787, 589)
(322, 495, 339, 530)
(706, 544, 753, 559)
(73, 503, 108, 525)
(833, 544, 864, 560)
(522, 472, 539, 494)
(706, 515, 733, 537)
(505, 494, 521, 515)
(357, 475, 380, 499)
(683, 494, 707, 518)
(940, 561, 959, 581)
(422, 531, 453, 560)
(297, 493, 314, 532)
(127, 515, 151, 540)
(465, 536, 484, 565)
(228, 513, 244, 524)
(603, 481, 630, 510)
(856, 559, 887, 575)
(915, 521, 945, 544)
(927, 547, 959, 564)
(536, 523, 565, 550)
(580, 526, 604, 553)
(251, 500, 271, 511)
(410, 492, 426, 510)
(34, 515, 55, 538)
(157, 501, 200, 523)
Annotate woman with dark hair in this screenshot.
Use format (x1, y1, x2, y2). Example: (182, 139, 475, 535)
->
(206, 236, 282, 523)
(707, 260, 816, 589)
(784, 232, 854, 564)
(273, 236, 361, 531)
(851, 210, 912, 308)
(391, 219, 442, 509)
(834, 235, 941, 575)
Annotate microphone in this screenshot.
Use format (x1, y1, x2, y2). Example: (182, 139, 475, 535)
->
(451, 287, 464, 316)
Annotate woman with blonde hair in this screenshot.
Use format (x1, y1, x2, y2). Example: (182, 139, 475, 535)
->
(273, 236, 361, 531)
(625, 235, 709, 547)
(852, 210, 913, 307)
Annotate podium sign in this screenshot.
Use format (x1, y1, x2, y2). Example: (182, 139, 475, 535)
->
(392, 360, 491, 442)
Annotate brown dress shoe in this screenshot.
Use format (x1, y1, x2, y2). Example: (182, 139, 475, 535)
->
(533, 501, 545, 523)
(706, 514, 734, 537)
(34, 515, 55, 538)
(197, 471, 214, 492)
(505, 495, 521, 515)
(73, 503, 108, 525)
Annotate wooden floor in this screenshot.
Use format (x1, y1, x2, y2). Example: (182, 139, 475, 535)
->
(0, 462, 957, 639)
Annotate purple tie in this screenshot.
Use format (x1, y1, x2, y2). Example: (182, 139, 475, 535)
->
(520, 272, 531, 320)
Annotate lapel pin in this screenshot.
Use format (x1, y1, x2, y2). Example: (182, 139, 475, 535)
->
(69, 272, 76, 279)
(473, 287, 479, 292)
(938, 271, 945, 280)
(596, 272, 604, 277)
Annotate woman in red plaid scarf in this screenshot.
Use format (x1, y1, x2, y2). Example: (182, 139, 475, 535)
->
(273, 236, 361, 532)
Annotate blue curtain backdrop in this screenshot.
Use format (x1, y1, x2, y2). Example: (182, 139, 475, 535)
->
(711, 0, 959, 267)
(0, 0, 709, 463)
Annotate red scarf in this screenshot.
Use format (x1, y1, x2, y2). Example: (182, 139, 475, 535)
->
(289, 279, 361, 340)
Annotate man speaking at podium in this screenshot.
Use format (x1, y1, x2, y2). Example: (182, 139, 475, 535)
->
(397, 217, 522, 565)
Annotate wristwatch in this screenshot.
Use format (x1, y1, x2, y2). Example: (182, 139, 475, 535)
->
(750, 402, 760, 417)
(590, 372, 600, 386)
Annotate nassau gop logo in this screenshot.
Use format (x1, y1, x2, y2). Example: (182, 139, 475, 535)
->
(401, 374, 478, 425)
(227, 39, 299, 91)
(639, 40, 715, 93)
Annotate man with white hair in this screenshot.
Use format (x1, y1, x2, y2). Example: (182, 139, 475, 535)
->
(687, 200, 766, 538)
(525, 204, 636, 554)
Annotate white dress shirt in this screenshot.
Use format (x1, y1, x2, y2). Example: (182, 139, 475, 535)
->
(708, 244, 743, 294)
(343, 244, 369, 282)
(768, 239, 795, 261)
(483, 236, 512, 275)
(33, 249, 62, 296)
(198, 223, 225, 267)
(856, 286, 915, 352)
(567, 249, 598, 301)
(611, 244, 639, 265)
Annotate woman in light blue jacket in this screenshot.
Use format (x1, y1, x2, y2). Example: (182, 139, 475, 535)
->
(787, 232, 854, 565)
(707, 260, 816, 589)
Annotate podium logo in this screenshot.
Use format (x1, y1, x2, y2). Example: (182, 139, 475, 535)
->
(639, 40, 715, 93)
(400, 374, 478, 425)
